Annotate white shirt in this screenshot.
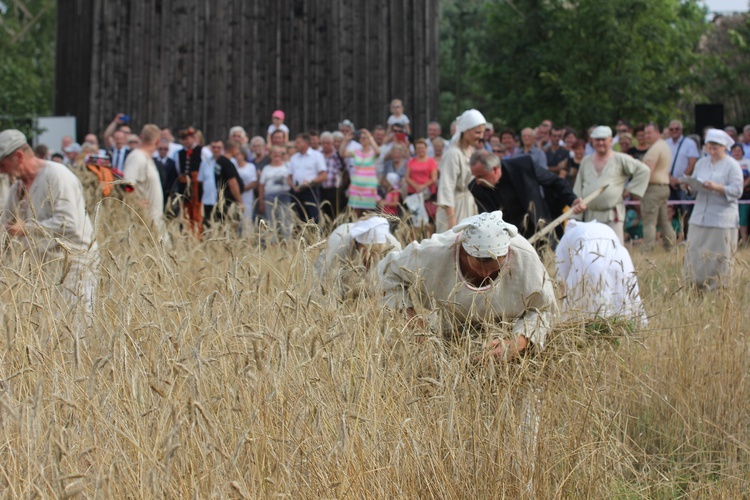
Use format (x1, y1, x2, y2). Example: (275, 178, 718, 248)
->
(387, 114, 410, 127)
(197, 157, 218, 205)
(237, 163, 258, 220)
(346, 140, 363, 153)
(288, 148, 326, 186)
(260, 164, 291, 196)
(666, 135, 700, 179)
(556, 221, 646, 324)
(267, 123, 290, 135)
(1, 161, 98, 303)
(688, 156, 743, 229)
(123, 149, 166, 236)
(151, 142, 183, 162)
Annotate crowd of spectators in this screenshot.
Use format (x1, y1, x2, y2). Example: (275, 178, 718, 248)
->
(20, 101, 750, 249)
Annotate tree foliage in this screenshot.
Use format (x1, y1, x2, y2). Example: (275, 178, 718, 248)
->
(438, 0, 490, 128)
(0, 0, 56, 136)
(441, 0, 710, 130)
(698, 14, 750, 126)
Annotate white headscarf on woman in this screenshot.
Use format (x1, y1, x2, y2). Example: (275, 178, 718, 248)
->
(450, 109, 487, 146)
(350, 217, 390, 245)
(453, 211, 519, 258)
(704, 128, 734, 150)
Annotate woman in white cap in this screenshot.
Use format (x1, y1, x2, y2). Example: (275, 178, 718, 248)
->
(315, 216, 401, 279)
(556, 220, 646, 325)
(378, 211, 557, 360)
(435, 109, 486, 232)
(682, 128, 743, 289)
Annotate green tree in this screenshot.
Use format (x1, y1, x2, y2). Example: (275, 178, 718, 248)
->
(698, 14, 750, 127)
(0, 0, 56, 136)
(471, 0, 708, 130)
(438, 0, 489, 129)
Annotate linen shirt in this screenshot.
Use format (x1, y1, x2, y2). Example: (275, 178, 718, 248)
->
(437, 145, 474, 209)
(315, 222, 402, 278)
(666, 136, 700, 179)
(2, 160, 96, 257)
(573, 152, 650, 223)
(123, 149, 165, 235)
(197, 157, 218, 205)
(288, 148, 327, 186)
(377, 231, 557, 348)
(688, 156, 743, 229)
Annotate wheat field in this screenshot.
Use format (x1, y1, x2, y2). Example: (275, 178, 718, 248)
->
(0, 190, 747, 498)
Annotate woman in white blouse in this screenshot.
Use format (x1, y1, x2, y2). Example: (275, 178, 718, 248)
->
(435, 109, 486, 232)
(682, 129, 743, 289)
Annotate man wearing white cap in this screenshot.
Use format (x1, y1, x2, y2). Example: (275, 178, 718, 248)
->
(435, 109, 485, 232)
(556, 220, 646, 325)
(63, 142, 82, 165)
(0, 129, 98, 313)
(378, 211, 557, 361)
(315, 216, 401, 280)
(573, 125, 651, 243)
(682, 128, 743, 289)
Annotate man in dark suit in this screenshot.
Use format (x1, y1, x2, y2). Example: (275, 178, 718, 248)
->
(469, 149, 586, 239)
(154, 138, 179, 212)
(109, 129, 130, 170)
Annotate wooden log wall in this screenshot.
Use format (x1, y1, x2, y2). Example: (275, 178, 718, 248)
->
(55, 0, 440, 142)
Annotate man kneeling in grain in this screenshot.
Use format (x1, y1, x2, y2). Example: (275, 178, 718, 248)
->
(0, 129, 98, 314)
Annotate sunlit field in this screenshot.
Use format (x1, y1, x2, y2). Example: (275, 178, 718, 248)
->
(0, 186, 748, 498)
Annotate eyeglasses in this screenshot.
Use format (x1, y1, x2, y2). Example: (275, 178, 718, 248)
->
(157, 148, 169, 152)
(493, 149, 505, 154)
(616, 128, 628, 133)
(669, 127, 681, 131)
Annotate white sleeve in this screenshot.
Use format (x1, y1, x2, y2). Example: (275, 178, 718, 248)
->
(315, 226, 351, 278)
(377, 239, 432, 310)
(436, 151, 458, 207)
(316, 153, 327, 173)
(197, 160, 209, 182)
(123, 153, 145, 184)
(723, 161, 744, 201)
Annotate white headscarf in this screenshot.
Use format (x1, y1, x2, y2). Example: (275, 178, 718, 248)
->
(350, 217, 389, 245)
(450, 109, 487, 146)
(704, 128, 735, 149)
(453, 211, 518, 258)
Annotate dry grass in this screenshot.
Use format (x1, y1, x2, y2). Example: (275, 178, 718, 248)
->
(0, 195, 748, 498)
